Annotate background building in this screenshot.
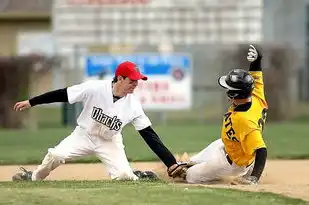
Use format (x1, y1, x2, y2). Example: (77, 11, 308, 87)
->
(1, 0, 309, 126)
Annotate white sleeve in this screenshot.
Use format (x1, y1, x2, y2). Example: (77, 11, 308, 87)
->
(131, 102, 152, 131)
(67, 81, 94, 104)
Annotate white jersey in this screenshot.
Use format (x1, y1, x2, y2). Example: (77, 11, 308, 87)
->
(67, 80, 151, 140)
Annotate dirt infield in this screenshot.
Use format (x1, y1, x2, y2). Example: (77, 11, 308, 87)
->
(1, 160, 309, 201)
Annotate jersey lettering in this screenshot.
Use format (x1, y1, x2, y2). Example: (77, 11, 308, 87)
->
(224, 112, 232, 123)
(224, 116, 232, 128)
(91, 107, 122, 131)
(224, 112, 239, 142)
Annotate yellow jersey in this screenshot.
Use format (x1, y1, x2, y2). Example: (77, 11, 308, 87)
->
(221, 71, 268, 167)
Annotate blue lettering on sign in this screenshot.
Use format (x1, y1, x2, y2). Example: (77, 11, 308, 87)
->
(85, 54, 191, 77)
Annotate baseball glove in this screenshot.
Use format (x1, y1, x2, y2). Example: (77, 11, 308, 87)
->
(167, 162, 194, 179)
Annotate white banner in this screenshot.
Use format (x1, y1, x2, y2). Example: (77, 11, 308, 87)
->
(84, 53, 192, 110)
(134, 75, 191, 110)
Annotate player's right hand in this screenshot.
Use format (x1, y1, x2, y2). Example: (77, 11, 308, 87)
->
(13, 100, 31, 111)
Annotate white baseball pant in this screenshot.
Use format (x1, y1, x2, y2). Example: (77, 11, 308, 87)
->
(31, 126, 137, 181)
(186, 138, 253, 184)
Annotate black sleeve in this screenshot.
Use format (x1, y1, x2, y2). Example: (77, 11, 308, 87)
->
(249, 53, 262, 71)
(29, 88, 69, 107)
(250, 147, 267, 180)
(138, 126, 177, 168)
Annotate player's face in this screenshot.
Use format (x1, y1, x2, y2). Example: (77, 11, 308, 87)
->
(228, 98, 237, 105)
(121, 77, 138, 94)
(226, 90, 238, 104)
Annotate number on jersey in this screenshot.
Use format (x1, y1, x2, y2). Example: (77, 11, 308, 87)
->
(258, 108, 268, 132)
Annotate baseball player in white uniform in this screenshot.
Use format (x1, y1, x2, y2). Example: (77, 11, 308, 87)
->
(12, 61, 187, 181)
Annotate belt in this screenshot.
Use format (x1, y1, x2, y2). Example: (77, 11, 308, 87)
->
(226, 154, 233, 165)
(226, 154, 253, 168)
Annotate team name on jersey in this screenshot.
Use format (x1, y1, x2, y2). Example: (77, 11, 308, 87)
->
(91, 107, 122, 131)
(224, 112, 239, 142)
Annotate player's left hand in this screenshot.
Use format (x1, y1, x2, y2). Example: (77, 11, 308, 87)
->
(231, 176, 258, 185)
(13, 100, 31, 111)
(167, 162, 189, 179)
(247, 44, 262, 62)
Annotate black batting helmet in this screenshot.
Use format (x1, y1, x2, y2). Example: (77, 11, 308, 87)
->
(218, 69, 254, 99)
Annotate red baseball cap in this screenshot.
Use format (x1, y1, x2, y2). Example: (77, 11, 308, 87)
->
(115, 61, 148, 81)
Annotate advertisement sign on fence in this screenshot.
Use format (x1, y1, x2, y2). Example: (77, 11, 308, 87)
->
(85, 53, 192, 110)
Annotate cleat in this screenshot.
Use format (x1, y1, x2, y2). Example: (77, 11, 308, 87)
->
(133, 170, 159, 180)
(12, 167, 33, 181)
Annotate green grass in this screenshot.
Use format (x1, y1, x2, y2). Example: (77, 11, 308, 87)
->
(0, 122, 308, 165)
(0, 181, 307, 205)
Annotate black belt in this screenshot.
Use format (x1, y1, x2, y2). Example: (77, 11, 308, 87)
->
(226, 154, 233, 165)
(226, 154, 253, 168)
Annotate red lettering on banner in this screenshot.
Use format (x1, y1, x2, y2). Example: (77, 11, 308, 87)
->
(67, 0, 149, 5)
(150, 95, 185, 104)
(140, 96, 147, 104)
(163, 82, 168, 91)
(154, 82, 159, 92)
(138, 81, 169, 92)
